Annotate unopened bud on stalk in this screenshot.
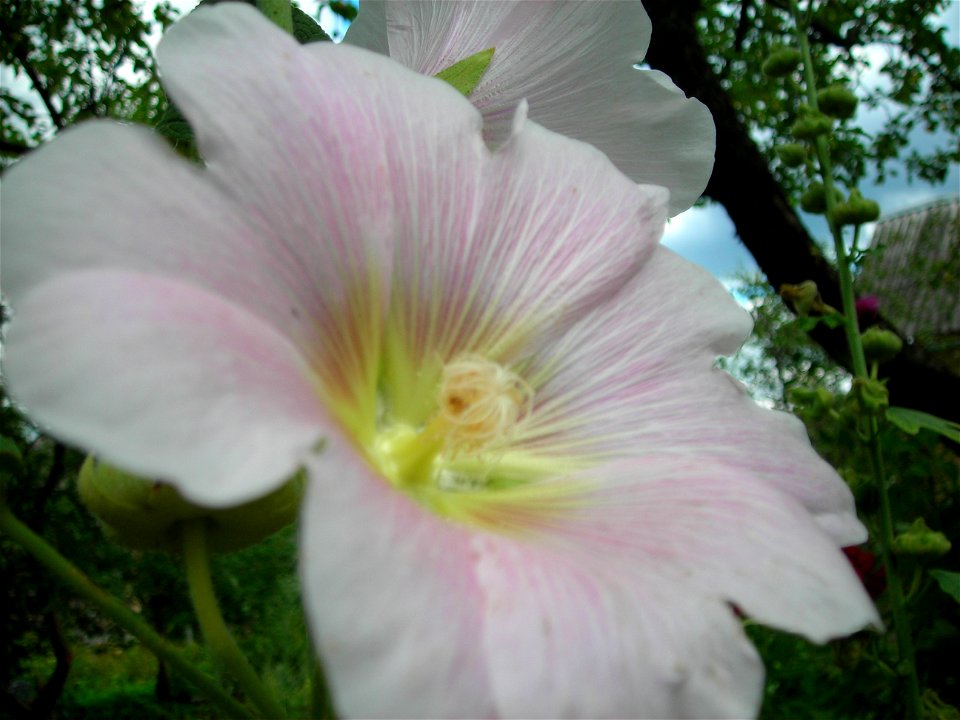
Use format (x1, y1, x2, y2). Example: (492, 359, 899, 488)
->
(776, 143, 808, 167)
(830, 190, 881, 226)
(78, 457, 304, 553)
(791, 106, 833, 141)
(861, 327, 903, 363)
(817, 84, 859, 119)
(852, 377, 889, 414)
(800, 182, 844, 214)
(892, 518, 952, 557)
(762, 46, 802, 77)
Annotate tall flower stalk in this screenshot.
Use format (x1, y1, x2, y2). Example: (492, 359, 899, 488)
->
(787, 2, 921, 717)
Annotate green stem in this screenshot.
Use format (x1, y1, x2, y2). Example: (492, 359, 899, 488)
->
(0, 504, 252, 719)
(256, 0, 293, 33)
(788, 3, 922, 718)
(869, 424, 921, 717)
(790, 1, 866, 377)
(182, 520, 287, 720)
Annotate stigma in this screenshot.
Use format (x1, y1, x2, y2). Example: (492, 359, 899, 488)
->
(438, 355, 533, 455)
(374, 355, 533, 489)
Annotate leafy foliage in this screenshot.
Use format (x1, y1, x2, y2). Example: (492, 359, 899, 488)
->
(0, 0, 177, 162)
(697, 0, 960, 197)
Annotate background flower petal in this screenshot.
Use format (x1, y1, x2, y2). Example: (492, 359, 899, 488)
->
(346, 0, 714, 215)
(299, 441, 497, 719)
(518, 246, 865, 545)
(4, 270, 326, 506)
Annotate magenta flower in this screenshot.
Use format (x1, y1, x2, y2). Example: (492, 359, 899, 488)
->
(345, 0, 715, 215)
(2, 5, 877, 718)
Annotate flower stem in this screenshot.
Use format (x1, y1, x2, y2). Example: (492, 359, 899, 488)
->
(788, 3, 922, 718)
(182, 519, 287, 719)
(0, 504, 252, 719)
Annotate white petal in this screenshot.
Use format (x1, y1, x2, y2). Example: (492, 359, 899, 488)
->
(519, 247, 865, 544)
(299, 440, 497, 719)
(4, 270, 325, 506)
(348, 1, 714, 214)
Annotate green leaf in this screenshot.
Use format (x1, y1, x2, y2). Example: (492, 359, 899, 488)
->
(886, 406, 960, 443)
(929, 570, 960, 605)
(292, 5, 331, 44)
(0, 437, 21, 464)
(0, 436, 22, 477)
(434, 48, 495, 97)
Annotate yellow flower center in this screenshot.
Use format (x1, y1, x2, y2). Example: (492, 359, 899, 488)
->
(372, 355, 532, 491)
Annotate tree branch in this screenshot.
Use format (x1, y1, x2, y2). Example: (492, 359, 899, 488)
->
(12, 44, 66, 131)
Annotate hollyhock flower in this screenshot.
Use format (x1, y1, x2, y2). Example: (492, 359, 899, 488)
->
(344, 0, 715, 215)
(2, 5, 877, 718)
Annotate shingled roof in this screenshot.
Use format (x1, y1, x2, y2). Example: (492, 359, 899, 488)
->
(858, 197, 960, 358)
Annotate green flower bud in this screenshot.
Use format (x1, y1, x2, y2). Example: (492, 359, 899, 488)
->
(829, 190, 881, 226)
(791, 112, 833, 141)
(892, 518, 952, 557)
(815, 387, 835, 409)
(852, 377, 889, 414)
(776, 143, 808, 167)
(780, 280, 820, 316)
(861, 327, 903, 363)
(788, 387, 818, 405)
(817, 84, 859, 119)
(799, 182, 843, 214)
(762, 47, 802, 78)
(78, 457, 304, 554)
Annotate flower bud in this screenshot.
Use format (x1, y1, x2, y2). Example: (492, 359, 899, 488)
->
(780, 280, 820, 316)
(892, 518, 952, 557)
(852, 377, 889, 414)
(776, 143, 808, 167)
(762, 47, 802, 77)
(799, 182, 843, 214)
(78, 457, 304, 553)
(861, 327, 903, 363)
(791, 112, 833, 141)
(817, 84, 859, 119)
(830, 190, 881, 226)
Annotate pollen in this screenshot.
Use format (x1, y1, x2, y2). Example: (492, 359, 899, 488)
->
(438, 355, 533, 454)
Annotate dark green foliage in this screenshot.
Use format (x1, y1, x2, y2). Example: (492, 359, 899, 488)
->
(0, 0, 177, 163)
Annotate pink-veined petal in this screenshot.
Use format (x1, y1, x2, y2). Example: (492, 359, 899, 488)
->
(477, 455, 878, 717)
(346, 0, 714, 215)
(476, 535, 763, 719)
(4, 270, 326, 506)
(299, 440, 497, 719)
(157, 6, 668, 425)
(383, 101, 669, 422)
(518, 246, 865, 545)
(1, 123, 307, 341)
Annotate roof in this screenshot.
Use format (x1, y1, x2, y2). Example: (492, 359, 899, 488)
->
(858, 196, 960, 342)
